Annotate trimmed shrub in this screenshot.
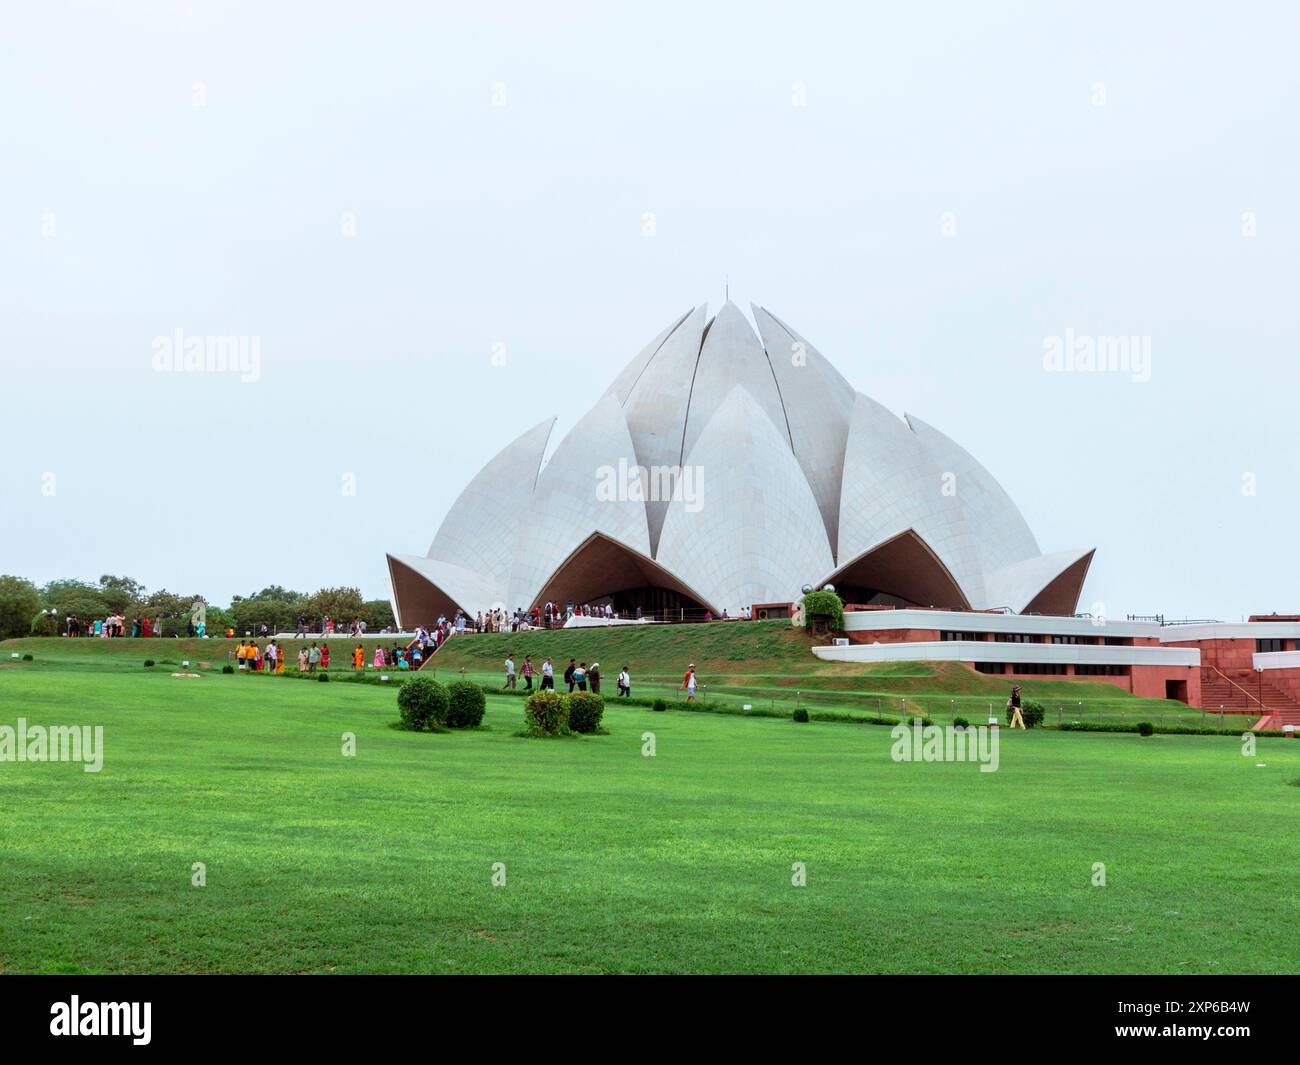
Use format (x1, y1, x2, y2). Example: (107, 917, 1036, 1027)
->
(222, 664, 234, 674)
(1007, 700, 1045, 728)
(144, 659, 155, 668)
(801, 590, 845, 632)
(1136, 721, 1154, 737)
(953, 716, 969, 729)
(446, 680, 487, 728)
(793, 707, 810, 723)
(523, 689, 569, 736)
(318, 672, 330, 682)
(21, 653, 34, 662)
(567, 691, 605, 734)
(397, 676, 449, 732)
(30, 611, 58, 637)
(652, 698, 667, 712)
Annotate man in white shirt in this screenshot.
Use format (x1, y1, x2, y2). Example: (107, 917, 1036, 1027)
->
(541, 658, 555, 690)
(504, 654, 517, 690)
(617, 667, 631, 698)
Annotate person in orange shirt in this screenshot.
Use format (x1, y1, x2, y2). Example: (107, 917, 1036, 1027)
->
(353, 644, 364, 670)
(235, 640, 247, 669)
(680, 664, 697, 703)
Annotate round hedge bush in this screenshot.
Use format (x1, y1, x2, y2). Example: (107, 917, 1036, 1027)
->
(1136, 721, 1154, 737)
(221, 664, 235, 674)
(144, 659, 155, 668)
(793, 707, 810, 723)
(953, 716, 969, 729)
(446, 681, 487, 729)
(652, 698, 667, 712)
(1006, 699, 1046, 728)
(567, 691, 605, 734)
(398, 676, 449, 732)
(318, 672, 330, 682)
(523, 689, 569, 736)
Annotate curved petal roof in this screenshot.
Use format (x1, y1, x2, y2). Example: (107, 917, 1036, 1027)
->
(427, 416, 554, 589)
(388, 300, 1093, 626)
(507, 393, 651, 608)
(656, 385, 835, 612)
(752, 304, 855, 557)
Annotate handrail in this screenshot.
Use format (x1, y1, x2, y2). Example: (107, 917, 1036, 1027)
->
(1205, 664, 1269, 711)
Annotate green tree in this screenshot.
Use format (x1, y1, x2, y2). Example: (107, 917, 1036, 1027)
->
(231, 597, 298, 636)
(41, 579, 109, 620)
(303, 587, 365, 626)
(0, 576, 42, 640)
(362, 599, 395, 632)
(98, 575, 147, 613)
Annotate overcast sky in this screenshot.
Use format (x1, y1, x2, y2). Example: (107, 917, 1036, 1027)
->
(2, 0, 1297, 620)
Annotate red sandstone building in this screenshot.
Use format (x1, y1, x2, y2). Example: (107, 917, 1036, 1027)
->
(813, 609, 1300, 728)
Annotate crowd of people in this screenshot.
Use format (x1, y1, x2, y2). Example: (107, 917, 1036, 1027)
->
(64, 614, 178, 638)
(231, 639, 438, 674)
(497, 655, 697, 701)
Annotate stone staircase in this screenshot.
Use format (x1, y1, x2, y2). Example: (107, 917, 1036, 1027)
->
(1200, 667, 1300, 731)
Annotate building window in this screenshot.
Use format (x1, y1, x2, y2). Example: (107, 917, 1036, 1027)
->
(1075, 664, 1130, 676)
(994, 633, 1036, 643)
(1011, 663, 1067, 675)
(941, 631, 979, 641)
(1256, 639, 1284, 653)
(973, 662, 1005, 674)
(1050, 635, 1078, 644)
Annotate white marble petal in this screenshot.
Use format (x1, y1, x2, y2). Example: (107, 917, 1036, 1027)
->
(682, 300, 790, 461)
(904, 414, 1041, 588)
(981, 548, 1095, 613)
(427, 417, 555, 588)
(753, 304, 855, 558)
(507, 394, 651, 608)
(620, 304, 708, 553)
(656, 385, 834, 613)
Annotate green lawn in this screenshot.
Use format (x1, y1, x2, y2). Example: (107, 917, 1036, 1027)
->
(2, 648, 1298, 973)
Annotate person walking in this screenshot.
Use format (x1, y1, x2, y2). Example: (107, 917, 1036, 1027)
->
(353, 644, 364, 670)
(588, 662, 601, 694)
(308, 642, 321, 674)
(296, 613, 308, 638)
(573, 662, 588, 691)
(564, 658, 577, 692)
(521, 655, 535, 690)
(680, 663, 697, 703)
(265, 640, 278, 673)
(617, 666, 631, 698)
(504, 654, 517, 690)
(298, 646, 309, 673)
(1008, 685, 1026, 730)
(541, 657, 555, 690)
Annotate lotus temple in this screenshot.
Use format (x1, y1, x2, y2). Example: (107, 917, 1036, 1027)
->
(387, 299, 1094, 624)
(386, 299, 1300, 721)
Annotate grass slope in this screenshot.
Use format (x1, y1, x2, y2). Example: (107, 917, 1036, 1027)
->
(1, 654, 1298, 973)
(4, 627, 1218, 726)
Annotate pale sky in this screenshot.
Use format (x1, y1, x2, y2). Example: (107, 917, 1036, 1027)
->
(2, 0, 1297, 620)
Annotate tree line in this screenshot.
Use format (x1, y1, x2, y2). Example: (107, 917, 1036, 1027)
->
(0, 574, 395, 640)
